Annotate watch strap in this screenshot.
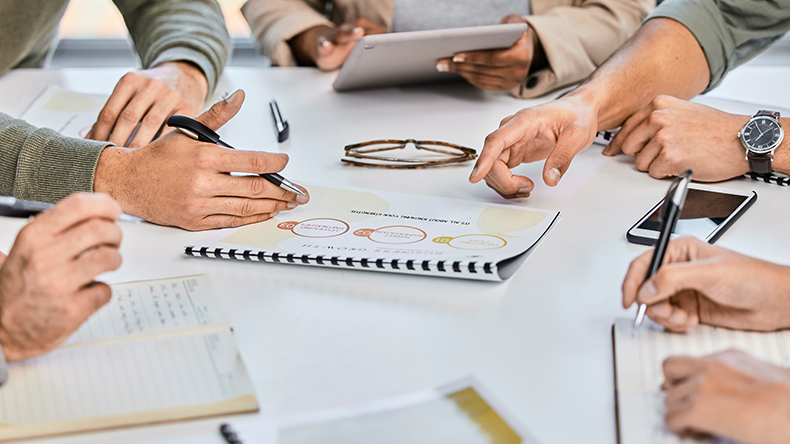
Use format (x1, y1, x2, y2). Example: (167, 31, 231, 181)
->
(755, 110, 781, 119)
(748, 154, 772, 175)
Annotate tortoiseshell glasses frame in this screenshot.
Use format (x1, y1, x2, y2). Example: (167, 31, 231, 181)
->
(342, 139, 478, 169)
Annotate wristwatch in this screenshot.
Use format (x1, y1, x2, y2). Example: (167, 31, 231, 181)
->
(738, 110, 785, 175)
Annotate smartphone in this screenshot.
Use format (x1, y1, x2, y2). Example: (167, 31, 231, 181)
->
(627, 184, 757, 246)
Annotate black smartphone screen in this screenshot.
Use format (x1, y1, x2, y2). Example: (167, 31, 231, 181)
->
(637, 188, 749, 238)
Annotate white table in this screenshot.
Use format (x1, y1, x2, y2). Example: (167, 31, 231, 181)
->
(1, 66, 789, 444)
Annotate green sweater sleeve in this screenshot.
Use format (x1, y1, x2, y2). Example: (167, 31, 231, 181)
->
(112, 0, 231, 95)
(647, 0, 790, 92)
(0, 113, 112, 203)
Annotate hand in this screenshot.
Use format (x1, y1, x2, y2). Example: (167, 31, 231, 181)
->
(468, 95, 598, 198)
(604, 95, 750, 181)
(436, 14, 545, 92)
(0, 193, 122, 362)
(662, 350, 790, 443)
(622, 237, 790, 332)
(93, 89, 310, 231)
(290, 18, 386, 71)
(87, 61, 209, 148)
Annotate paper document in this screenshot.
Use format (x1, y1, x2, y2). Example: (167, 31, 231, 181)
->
(187, 184, 560, 281)
(613, 318, 790, 444)
(18, 85, 108, 138)
(0, 275, 257, 442)
(227, 377, 538, 444)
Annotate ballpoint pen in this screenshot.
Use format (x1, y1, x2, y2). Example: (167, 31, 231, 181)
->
(633, 169, 693, 332)
(0, 196, 142, 222)
(269, 99, 290, 143)
(166, 115, 305, 196)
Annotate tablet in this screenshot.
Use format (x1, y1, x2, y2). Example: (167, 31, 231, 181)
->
(333, 23, 528, 91)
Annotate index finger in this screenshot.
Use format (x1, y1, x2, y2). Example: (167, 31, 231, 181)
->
(35, 193, 121, 235)
(88, 74, 141, 142)
(622, 249, 654, 308)
(662, 356, 705, 387)
(211, 148, 290, 175)
(470, 111, 538, 183)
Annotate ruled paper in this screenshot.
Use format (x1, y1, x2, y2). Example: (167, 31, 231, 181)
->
(613, 318, 790, 444)
(66, 275, 226, 346)
(0, 330, 253, 424)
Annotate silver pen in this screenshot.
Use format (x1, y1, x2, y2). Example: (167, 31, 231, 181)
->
(634, 170, 692, 332)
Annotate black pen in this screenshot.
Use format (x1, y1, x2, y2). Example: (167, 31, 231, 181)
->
(633, 169, 692, 332)
(269, 99, 290, 143)
(166, 115, 305, 196)
(0, 196, 141, 222)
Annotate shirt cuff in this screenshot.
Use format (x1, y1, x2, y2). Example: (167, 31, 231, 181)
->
(646, 0, 733, 92)
(13, 129, 110, 203)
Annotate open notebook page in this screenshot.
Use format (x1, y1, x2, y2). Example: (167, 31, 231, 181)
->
(0, 276, 256, 440)
(65, 275, 227, 346)
(613, 318, 790, 444)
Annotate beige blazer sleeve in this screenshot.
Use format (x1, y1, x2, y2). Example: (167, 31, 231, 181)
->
(516, 0, 654, 98)
(241, 0, 333, 67)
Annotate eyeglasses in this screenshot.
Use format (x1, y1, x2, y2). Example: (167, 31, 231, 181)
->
(342, 139, 477, 169)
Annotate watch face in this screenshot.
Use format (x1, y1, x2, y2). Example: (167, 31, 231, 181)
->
(741, 117, 784, 154)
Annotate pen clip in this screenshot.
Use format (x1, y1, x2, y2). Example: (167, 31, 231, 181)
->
(167, 115, 221, 144)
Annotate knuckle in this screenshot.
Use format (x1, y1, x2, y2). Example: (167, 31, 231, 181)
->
(250, 155, 270, 173)
(239, 199, 256, 216)
(652, 94, 671, 109)
(119, 108, 139, 124)
(193, 148, 216, 170)
(249, 177, 266, 196)
(98, 107, 118, 125)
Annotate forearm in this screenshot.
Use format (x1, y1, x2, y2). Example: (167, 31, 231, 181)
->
(570, 18, 709, 130)
(0, 113, 110, 202)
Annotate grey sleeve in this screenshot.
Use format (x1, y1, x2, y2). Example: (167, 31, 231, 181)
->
(647, 0, 790, 91)
(112, 0, 231, 95)
(0, 113, 112, 203)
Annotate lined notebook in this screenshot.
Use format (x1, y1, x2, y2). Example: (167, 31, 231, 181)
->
(186, 184, 560, 281)
(612, 318, 790, 444)
(0, 275, 258, 442)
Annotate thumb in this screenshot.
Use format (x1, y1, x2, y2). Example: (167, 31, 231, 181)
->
(500, 14, 527, 25)
(542, 126, 590, 187)
(637, 261, 716, 306)
(196, 89, 245, 131)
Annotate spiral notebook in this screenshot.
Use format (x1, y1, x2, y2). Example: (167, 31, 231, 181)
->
(185, 184, 560, 281)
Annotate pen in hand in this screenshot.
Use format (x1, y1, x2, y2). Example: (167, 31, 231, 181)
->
(166, 115, 305, 197)
(633, 170, 692, 332)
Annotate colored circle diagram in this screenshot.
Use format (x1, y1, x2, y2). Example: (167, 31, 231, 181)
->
(353, 226, 427, 244)
(277, 218, 350, 238)
(432, 234, 507, 250)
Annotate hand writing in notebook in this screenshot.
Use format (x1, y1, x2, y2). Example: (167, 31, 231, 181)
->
(661, 349, 790, 443)
(0, 193, 122, 362)
(622, 237, 790, 332)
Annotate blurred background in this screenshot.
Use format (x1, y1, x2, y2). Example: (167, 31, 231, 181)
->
(54, 0, 269, 68)
(54, 0, 788, 70)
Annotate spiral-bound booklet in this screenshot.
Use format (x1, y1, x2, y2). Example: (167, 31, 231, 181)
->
(186, 184, 559, 281)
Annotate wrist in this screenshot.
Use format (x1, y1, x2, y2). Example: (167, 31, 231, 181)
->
(162, 61, 208, 99)
(770, 118, 790, 175)
(527, 26, 547, 73)
(94, 146, 136, 215)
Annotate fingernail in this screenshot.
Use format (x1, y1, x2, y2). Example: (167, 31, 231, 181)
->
(469, 167, 478, 181)
(547, 168, 561, 185)
(453, 55, 465, 63)
(287, 202, 298, 209)
(669, 311, 685, 325)
(318, 37, 330, 48)
(639, 280, 657, 301)
(296, 194, 309, 204)
(518, 187, 532, 194)
(354, 27, 364, 34)
(226, 90, 241, 103)
(270, 212, 280, 218)
(436, 61, 449, 72)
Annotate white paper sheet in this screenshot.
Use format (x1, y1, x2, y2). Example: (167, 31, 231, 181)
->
(18, 85, 108, 139)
